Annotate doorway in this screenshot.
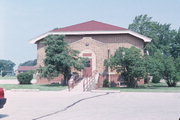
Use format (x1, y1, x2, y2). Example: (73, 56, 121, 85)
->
(83, 59, 92, 77)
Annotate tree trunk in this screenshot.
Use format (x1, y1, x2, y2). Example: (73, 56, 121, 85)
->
(166, 79, 177, 87)
(62, 68, 71, 86)
(127, 77, 138, 88)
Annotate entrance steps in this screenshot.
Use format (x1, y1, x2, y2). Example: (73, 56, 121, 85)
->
(70, 71, 99, 92)
(70, 78, 84, 92)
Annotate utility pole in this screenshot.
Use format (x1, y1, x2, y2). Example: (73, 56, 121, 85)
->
(108, 49, 111, 87)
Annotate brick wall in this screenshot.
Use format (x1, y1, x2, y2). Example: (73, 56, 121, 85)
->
(36, 34, 145, 85)
(36, 75, 64, 84)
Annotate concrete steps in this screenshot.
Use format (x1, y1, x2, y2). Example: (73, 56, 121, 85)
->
(70, 78, 84, 92)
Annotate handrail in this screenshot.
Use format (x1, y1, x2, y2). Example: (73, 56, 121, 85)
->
(83, 70, 99, 91)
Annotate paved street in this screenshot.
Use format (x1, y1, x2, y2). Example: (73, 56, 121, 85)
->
(0, 90, 180, 120)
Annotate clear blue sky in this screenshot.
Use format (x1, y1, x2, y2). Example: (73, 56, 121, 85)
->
(0, 0, 180, 68)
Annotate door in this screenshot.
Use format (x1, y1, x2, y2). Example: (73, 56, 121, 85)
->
(83, 59, 92, 77)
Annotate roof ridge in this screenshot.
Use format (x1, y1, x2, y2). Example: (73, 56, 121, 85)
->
(52, 20, 127, 32)
(59, 20, 95, 29)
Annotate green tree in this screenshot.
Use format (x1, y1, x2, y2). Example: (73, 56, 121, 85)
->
(128, 14, 157, 37)
(145, 51, 164, 83)
(38, 35, 86, 85)
(170, 28, 180, 58)
(20, 59, 37, 66)
(128, 14, 180, 86)
(161, 56, 178, 87)
(0, 60, 15, 76)
(175, 57, 180, 70)
(17, 72, 33, 84)
(129, 14, 177, 56)
(174, 57, 180, 82)
(105, 47, 146, 88)
(129, 14, 159, 55)
(0, 62, 5, 74)
(145, 52, 180, 86)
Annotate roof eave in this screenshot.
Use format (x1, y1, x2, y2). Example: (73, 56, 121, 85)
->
(29, 30, 152, 44)
(29, 32, 50, 44)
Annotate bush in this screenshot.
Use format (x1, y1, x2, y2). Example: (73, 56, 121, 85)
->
(17, 72, 33, 84)
(2, 71, 7, 77)
(175, 72, 180, 82)
(152, 75, 161, 83)
(103, 79, 109, 87)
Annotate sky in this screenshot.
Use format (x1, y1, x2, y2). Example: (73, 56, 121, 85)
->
(0, 0, 180, 68)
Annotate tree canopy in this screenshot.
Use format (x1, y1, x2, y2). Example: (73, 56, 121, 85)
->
(104, 14, 180, 87)
(105, 47, 146, 88)
(0, 60, 16, 77)
(38, 35, 86, 85)
(128, 14, 180, 86)
(129, 14, 178, 56)
(19, 59, 37, 66)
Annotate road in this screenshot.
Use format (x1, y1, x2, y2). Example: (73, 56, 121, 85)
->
(0, 90, 180, 120)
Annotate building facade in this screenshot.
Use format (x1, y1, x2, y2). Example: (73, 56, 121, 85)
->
(30, 20, 151, 86)
(16, 66, 37, 74)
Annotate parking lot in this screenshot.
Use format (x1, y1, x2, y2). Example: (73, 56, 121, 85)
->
(0, 90, 180, 120)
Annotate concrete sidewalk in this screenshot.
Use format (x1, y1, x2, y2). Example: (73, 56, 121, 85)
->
(0, 79, 37, 84)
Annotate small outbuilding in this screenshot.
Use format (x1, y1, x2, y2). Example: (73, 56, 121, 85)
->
(16, 66, 37, 74)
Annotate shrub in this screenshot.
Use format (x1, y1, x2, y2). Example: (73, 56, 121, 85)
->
(2, 71, 7, 77)
(152, 75, 161, 83)
(17, 72, 33, 84)
(103, 79, 109, 87)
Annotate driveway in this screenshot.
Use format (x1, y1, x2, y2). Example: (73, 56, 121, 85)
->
(0, 91, 180, 120)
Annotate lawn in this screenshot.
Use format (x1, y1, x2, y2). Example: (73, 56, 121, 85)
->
(0, 84, 67, 91)
(101, 83, 180, 92)
(1, 82, 180, 92)
(0, 76, 17, 80)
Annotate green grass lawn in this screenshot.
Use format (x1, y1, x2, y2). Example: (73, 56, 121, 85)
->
(0, 76, 17, 80)
(101, 83, 180, 92)
(0, 81, 180, 92)
(0, 84, 67, 91)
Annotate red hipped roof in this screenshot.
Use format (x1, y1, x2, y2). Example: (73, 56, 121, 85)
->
(52, 20, 127, 32)
(17, 66, 37, 71)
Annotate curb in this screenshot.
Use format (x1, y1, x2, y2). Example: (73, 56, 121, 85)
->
(10, 89, 40, 92)
(91, 90, 120, 93)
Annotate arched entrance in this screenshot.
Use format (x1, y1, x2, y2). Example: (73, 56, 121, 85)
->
(83, 58, 92, 77)
(80, 49, 96, 77)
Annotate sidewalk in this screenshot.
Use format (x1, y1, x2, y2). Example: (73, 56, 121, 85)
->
(0, 79, 37, 84)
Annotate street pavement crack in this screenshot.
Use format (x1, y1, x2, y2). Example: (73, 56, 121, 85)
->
(32, 92, 111, 120)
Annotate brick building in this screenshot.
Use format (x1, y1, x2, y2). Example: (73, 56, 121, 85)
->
(16, 66, 37, 74)
(30, 20, 151, 86)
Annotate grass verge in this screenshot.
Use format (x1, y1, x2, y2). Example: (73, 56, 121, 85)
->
(0, 76, 17, 80)
(101, 83, 180, 92)
(0, 84, 67, 91)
